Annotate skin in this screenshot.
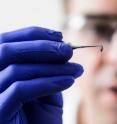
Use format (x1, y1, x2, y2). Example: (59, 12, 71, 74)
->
(64, 0, 117, 124)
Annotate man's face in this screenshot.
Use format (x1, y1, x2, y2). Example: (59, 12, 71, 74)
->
(65, 0, 117, 123)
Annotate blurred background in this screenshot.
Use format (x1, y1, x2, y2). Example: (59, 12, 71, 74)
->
(0, 0, 117, 124)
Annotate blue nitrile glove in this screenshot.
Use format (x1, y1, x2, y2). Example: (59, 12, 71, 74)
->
(0, 27, 84, 124)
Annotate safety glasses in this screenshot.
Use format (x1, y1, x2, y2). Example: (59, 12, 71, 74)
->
(67, 14, 117, 43)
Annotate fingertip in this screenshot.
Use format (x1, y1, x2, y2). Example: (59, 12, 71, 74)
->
(74, 64, 84, 78)
(30, 26, 63, 41)
(47, 30, 63, 41)
(60, 76, 74, 89)
(60, 43, 73, 62)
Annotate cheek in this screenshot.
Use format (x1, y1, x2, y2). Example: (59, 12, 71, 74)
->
(70, 49, 102, 98)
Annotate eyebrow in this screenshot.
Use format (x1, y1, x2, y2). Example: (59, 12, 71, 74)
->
(85, 14, 117, 21)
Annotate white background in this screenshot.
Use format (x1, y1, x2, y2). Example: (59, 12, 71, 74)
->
(0, 0, 63, 32)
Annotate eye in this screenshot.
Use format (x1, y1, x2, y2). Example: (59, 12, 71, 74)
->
(94, 24, 114, 37)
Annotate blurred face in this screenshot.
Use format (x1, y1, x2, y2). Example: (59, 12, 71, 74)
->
(64, 0, 117, 124)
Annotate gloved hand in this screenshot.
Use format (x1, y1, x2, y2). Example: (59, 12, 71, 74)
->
(0, 27, 84, 124)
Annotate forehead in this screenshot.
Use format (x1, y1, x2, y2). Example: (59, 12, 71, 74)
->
(69, 0, 117, 15)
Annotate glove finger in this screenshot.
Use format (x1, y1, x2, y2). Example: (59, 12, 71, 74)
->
(0, 63, 83, 92)
(23, 93, 63, 124)
(38, 93, 63, 107)
(0, 40, 73, 70)
(0, 26, 63, 44)
(0, 76, 74, 121)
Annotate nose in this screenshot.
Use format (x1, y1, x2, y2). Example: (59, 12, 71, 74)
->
(103, 31, 117, 67)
